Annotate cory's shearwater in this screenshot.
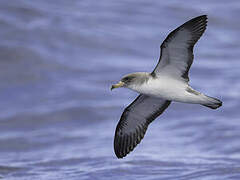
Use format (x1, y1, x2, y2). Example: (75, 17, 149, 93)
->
(111, 15, 222, 158)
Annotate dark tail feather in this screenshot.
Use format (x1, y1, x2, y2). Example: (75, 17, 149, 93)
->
(202, 96, 222, 109)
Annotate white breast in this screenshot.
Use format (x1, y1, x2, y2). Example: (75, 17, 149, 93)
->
(130, 76, 188, 101)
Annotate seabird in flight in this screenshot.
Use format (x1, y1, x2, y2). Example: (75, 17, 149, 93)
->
(111, 15, 222, 158)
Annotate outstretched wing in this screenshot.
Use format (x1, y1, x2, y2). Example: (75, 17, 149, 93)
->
(152, 15, 208, 81)
(114, 95, 171, 158)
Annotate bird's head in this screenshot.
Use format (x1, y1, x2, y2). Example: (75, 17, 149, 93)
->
(111, 72, 149, 91)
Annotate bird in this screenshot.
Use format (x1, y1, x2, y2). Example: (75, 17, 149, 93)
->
(111, 15, 222, 158)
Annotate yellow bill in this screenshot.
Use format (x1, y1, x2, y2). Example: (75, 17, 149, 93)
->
(111, 81, 124, 90)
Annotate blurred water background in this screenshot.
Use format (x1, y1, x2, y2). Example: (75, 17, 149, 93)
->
(0, 0, 239, 179)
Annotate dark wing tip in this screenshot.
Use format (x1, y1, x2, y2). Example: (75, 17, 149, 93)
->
(114, 124, 147, 158)
(187, 15, 208, 24)
(161, 15, 208, 49)
(195, 15, 207, 20)
(183, 15, 208, 40)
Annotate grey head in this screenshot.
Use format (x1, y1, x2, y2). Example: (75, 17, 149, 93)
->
(111, 72, 150, 90)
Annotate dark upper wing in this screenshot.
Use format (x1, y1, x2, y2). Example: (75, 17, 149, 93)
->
(152, 15, 208, 81)
(114, 95, 171, 158)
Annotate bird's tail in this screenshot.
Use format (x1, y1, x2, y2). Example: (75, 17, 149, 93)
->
(201, 95, 222, 109)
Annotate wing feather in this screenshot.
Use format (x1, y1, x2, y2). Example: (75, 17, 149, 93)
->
(114, 95, 171, 158)
(152, 15, 208, 81)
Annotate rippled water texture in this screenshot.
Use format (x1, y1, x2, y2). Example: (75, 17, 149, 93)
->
(0, 0, 239, 179)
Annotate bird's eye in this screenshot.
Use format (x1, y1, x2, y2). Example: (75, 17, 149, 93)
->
(122, 76, 134, 83)
(124, 77, 130, 81)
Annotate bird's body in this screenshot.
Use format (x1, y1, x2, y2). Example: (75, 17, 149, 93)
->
(130, 73, 192, 102)
(111, 15, 222, 158)
(126, 72, 217, 105)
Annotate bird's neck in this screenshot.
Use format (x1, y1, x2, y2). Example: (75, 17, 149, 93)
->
(127, 73, 154, 94)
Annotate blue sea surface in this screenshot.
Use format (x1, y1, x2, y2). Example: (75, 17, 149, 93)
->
(0, 0, 239, 179)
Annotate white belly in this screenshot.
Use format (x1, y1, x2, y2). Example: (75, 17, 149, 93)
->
(130, 77, 203, 103)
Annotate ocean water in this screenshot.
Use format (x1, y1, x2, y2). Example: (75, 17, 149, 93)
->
(0, 0, 239, 179)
